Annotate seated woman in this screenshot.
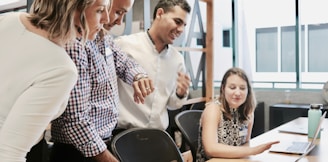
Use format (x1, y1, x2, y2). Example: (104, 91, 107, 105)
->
(196, 67, 279, 161)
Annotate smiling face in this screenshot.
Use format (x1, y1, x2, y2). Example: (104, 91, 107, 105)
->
(103, 0, 134, 30)
(156, 6, 188, 45)
(84, 0, 110, 40)
(223, 74, 248, 109)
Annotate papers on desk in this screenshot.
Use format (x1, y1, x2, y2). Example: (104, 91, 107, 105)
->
(279, 126, 324, 135)
(278, 125, 308, 135)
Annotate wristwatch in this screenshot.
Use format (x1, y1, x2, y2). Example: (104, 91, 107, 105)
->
(133, 73, 148, 82)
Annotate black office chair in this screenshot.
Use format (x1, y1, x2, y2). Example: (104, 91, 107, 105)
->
(190, 101, 206, 110)
(111, 128, 183, 162)
(175, 110, 203, 162)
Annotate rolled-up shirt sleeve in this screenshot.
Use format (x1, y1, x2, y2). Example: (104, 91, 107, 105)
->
(106, 35, 147, 85)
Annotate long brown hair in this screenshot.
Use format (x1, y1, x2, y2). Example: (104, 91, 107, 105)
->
(218, 67, 256, 121)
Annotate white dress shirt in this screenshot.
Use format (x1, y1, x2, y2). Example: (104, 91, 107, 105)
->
(114, 32, 188, 130)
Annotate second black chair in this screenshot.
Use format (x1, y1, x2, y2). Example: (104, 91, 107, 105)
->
(111, 128, 183, 162)
(175, 110, 203, 162)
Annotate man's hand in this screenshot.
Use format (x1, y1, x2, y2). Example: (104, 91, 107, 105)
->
(176, 72, 190, 99)
(132, 76, 154, 104)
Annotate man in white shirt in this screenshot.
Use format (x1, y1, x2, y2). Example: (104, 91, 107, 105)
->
(114, 0, 191, 131)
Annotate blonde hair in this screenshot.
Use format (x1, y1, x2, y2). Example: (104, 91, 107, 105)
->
(28, 0, 96, 44)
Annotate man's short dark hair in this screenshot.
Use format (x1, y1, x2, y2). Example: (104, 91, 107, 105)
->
(153, 0, 191, 19)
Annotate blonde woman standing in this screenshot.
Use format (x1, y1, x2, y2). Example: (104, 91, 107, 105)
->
(0, 0, 111, 161)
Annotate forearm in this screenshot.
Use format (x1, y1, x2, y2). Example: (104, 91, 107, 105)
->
(111, 36, 146, 85)
(205, 143, 255, 158)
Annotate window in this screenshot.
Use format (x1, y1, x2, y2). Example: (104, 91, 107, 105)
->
(241, 0, 328, 89)
(256, 27, 278, 72)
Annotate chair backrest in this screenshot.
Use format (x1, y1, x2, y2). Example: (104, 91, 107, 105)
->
(111, 128, 183, 162)
(175, 110, 203, 162)
(190, 101, 206, 110)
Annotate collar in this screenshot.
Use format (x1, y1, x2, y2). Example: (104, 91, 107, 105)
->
(146, 29, 155, 45)
(146, 29, 169, 51)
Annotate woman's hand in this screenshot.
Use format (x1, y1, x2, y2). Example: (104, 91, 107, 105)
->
(252, 141, 280, 155)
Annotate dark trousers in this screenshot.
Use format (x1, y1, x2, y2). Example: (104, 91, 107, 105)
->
(26, 138, 49, 162)
(50, 140, 112, 162)
(50, 142, 94, 162)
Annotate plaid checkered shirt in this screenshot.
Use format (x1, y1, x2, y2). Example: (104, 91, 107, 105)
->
(51, 34, 146, 157)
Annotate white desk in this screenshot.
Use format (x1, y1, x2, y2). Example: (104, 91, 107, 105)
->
(207, 117, 328, 162)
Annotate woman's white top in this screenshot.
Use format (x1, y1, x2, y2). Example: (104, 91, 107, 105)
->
(0, 12, 77, 162)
